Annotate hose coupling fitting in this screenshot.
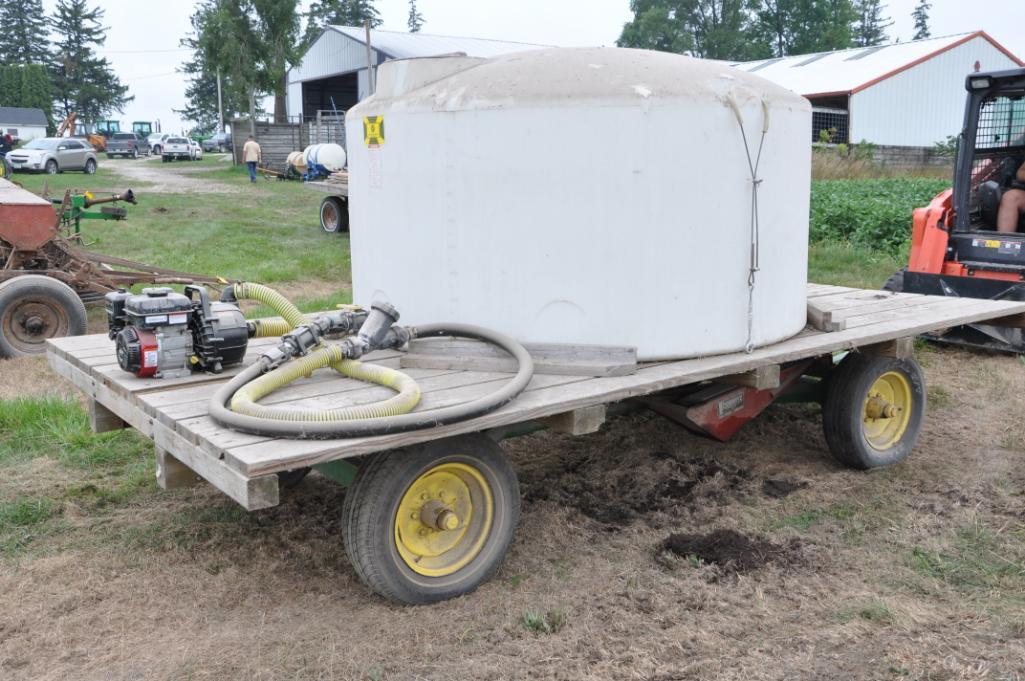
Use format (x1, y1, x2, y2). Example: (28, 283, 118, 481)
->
(259, 345, 290, 371)
(280, 324, 322, 358)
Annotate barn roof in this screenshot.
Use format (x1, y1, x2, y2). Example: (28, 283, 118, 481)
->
(0, 107, 47, 126)
(329, 26, 551, 60)
(728, 31, 1023, 98)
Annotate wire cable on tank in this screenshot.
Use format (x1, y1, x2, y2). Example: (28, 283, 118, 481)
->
(727, 95, 769, 354)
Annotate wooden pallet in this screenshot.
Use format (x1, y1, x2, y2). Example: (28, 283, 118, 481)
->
(46, 284, 1025, 511)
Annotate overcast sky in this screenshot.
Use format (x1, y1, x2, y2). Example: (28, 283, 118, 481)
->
(41, 0, 1025, 134)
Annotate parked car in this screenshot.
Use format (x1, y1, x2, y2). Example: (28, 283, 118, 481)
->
(148, 133, 169, 155)
(161, 137, 192, 162)
(188, 139, 203, 160)
(7, 137, 98, 174)
(106, 132, 149, 159)
(201, 132, 231, 153)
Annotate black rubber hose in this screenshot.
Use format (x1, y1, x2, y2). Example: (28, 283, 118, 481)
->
(207, 323, 534, 439)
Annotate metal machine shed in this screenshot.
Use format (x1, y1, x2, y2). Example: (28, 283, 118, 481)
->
(729, 31, 1023, 147)
(286, 27, 550, 121)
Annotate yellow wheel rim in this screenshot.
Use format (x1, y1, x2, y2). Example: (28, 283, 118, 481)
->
(862, 371, 912, 450)
(394, 462, 493, 577)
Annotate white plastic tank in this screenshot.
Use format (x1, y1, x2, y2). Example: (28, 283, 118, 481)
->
(346, 48, 811, 360)
(303, 143, 346, 172)
(287, 150, 307, 172)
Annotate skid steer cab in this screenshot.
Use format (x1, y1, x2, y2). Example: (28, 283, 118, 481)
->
(890, 67, 1025, 351)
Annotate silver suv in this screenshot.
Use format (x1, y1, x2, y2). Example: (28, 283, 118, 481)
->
(7, 137, 98, 174)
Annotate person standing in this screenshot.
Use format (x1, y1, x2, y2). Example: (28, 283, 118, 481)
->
(243, 134, 261, 183)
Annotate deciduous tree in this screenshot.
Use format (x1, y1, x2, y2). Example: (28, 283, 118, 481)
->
(304, 0, 381, 47)
(618, 0, 770, 61)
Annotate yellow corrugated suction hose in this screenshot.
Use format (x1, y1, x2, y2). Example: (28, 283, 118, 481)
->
(230, 344, 421, 421)
(224, 282, 421, 422)
(233, 282, 307, 330)
(248, 317, 294, 338)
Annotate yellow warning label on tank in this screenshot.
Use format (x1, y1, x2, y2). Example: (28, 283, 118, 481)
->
(363, 116, 385, 146)
(984, 239, 1001, 248)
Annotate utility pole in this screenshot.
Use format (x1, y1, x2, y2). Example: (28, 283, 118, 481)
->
(216, 69, 224, 133)
(365, 20, 375, 96)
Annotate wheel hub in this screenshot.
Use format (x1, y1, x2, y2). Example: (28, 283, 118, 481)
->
(862, 371, 912, 450)
(3, 298, 67, 352)
(394, 463, 494, 577)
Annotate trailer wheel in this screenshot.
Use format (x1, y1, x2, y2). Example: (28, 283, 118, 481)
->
(0, 156, 11, 179)
(822, 353, 925, 469)
(0, 275, 88, 358)
(320, 196, 349, 233)
(342, 435, 520, 604)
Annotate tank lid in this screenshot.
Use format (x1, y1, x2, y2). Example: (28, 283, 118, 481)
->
(375, 54, 488, 98)
(351, 47, 809, 115)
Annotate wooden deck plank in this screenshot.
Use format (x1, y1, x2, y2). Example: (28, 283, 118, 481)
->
(46, 285, 1025, 498)
(194, 372, 591, 466)
(222, 295, 1025, 475)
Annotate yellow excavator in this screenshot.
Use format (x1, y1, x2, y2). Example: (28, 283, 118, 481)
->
(56, 113, 107, 152)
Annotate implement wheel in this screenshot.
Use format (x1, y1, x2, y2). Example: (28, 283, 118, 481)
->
(319, 196, 349, 233)
(0, 275, 88, 358)
(0, 156, 11, 179)
(342, 435, 520, 604)
(823, 353, 925, 469)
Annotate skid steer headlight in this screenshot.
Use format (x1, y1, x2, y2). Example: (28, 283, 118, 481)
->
(970, 76, 993, 90)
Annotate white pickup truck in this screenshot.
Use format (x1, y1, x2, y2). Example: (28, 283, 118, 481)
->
(161, 136, 192, 162)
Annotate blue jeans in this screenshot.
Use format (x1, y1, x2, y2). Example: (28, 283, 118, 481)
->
(247, 161, 257, 182)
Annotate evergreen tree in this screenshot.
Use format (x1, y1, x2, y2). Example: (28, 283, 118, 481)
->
(618, 0, 771, 61)
(911, 0, 930, 40)
(408, 0, 424, 33)
(0, 0, 51, 67)
(852, 0, 892, 47)
(49, 0, 131, 123)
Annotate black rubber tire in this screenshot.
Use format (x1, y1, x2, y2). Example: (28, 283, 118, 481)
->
(822, 353, 926, 469)
(883, 267, 906, 293)
(0, 156, 12, 179)
(342, 435, 520, 604)
(84, 159, 96, 174)
(106, 153, 114, 160)
(131, 150, 138, 159)
(161, 155, 168, 163)
(45, 159, 58, 174)
(0, 275, 88, 358)
(319, 196, 349, 233)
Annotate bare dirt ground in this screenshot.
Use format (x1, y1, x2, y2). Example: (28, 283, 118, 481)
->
(1, 344, 1023, 681)
(111, 155, 240, 194)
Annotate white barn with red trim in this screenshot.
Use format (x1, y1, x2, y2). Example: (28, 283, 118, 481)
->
(729, 31, 1023, 147)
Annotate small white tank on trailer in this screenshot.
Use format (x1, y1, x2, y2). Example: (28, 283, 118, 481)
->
(303, 143, 346, 173)
(346, 48, 811, 360)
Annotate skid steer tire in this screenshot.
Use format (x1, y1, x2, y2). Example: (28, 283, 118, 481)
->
(342, 435, 520, 605)
(823, 352, 925, 469)
(0, 275, 87, 358)
(882, 268, 906, 293)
